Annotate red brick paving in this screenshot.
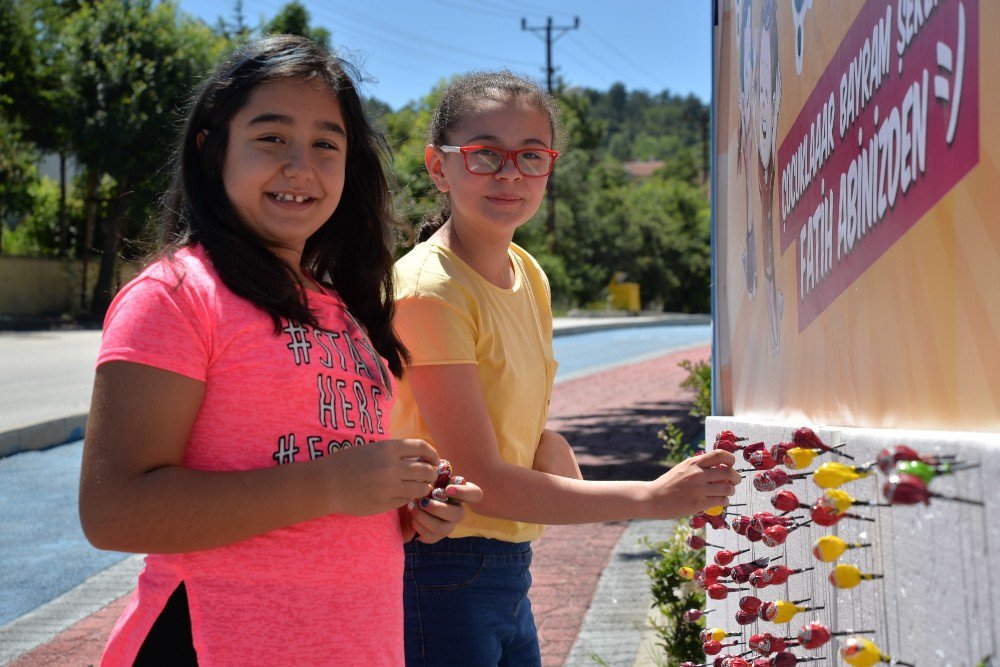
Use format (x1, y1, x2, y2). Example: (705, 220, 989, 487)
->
(532, 345, 710, 666)
(10, 344, 709, 666)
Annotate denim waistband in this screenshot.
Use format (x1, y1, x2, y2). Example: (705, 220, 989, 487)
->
(405, 536, 531, 556)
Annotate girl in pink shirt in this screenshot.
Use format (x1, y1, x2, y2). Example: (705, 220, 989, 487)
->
(79, 35, 480, 666)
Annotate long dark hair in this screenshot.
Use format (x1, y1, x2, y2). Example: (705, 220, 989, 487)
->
(159, 34, 408, 375)
(417, 69, 566, 242)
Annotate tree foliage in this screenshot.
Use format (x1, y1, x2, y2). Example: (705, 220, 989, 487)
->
(6, 3, 711, 317)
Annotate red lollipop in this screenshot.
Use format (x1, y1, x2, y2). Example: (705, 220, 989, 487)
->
(809, 502, 874, 527)
(742, 441, 767, 461)
(748, 449, 777, 470)
(796, 621, 876, 649)
(725, 659, 752, 667)
(682, 608, 712, 623)
(689, 514, 708, 529)
(708, 583, 749, 599)
(731, 515, 753, 536)
(771, 490, 808, 513)
(731, 557, 770, 583)
(882, 472, 984, 506)
(739, 595, 763, 612)
(433, 459, 453, 487)
(770, 652, 822, 667)
(717, 430, 747, 445)
(769, 442, 793, 462)
(687, 534, 723, 550)
(715, 548, 751, 566)
(792, 426, 854, 459)
(704, 640, 742, 655)
(749, 633, 795, 655)
(750, 512, 793, 533)
(704, 563, 732, 580)
(763, 564, 813, 586)
(875, 444, 957, 474)
(754, 469, 808, 492)
(736, 608, 759, 625)
(762, 524, 789, 547)
(745, 526, 764, 542)
(705, 513, 731, 530)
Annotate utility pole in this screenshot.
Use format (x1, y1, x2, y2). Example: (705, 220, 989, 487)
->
(521, 16, 579, 249)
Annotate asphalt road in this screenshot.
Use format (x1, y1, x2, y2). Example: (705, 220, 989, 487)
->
(0, 329, 101, 434)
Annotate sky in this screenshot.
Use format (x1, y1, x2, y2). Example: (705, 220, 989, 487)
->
(174, 0, 712, 111)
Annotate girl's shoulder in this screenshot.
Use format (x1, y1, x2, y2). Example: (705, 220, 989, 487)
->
(110, 245, 226, 316)
(394, 242, 466, 298)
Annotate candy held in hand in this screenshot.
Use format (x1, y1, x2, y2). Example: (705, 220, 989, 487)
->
(424, 459, 464, 503)
(434, 459, 453, 487)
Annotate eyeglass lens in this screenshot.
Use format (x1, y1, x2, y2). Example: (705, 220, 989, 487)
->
(466, 147, 553, 176)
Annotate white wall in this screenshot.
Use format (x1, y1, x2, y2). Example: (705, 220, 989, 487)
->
(705, 416, 999, 665)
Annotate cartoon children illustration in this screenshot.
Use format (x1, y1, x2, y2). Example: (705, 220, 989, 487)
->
(757, 0, 783, 354)
(737, 0, 758, 299)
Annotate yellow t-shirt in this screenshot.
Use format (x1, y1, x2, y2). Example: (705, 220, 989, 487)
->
(391, 242, 558, 542)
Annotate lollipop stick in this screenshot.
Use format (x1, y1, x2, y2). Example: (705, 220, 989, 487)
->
(933, 493, 984, 506)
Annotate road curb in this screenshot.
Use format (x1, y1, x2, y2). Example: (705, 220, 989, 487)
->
(0, 414, 88, 459)
(0, 316, 708, 459)
(552, 314, 709, 337)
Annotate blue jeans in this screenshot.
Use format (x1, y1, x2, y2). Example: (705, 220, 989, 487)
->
(404, 537, 540, 667)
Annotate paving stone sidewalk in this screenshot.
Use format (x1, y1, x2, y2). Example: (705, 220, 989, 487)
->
(5, 343, 710, 666)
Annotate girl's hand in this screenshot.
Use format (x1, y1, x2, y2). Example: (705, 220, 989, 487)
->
(321, 439, 442, 517)
(532, 429, 583, 480)
(644, 449, 741, 518)
(405, 481, 484, 544)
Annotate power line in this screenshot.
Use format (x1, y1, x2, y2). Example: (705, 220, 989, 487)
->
(521, 15, 579, 247)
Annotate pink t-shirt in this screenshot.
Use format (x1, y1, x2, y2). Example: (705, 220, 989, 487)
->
(97, 246, 403, 666)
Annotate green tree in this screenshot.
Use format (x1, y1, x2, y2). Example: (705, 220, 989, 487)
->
(60, 0, 223, 316)
(263, 1, 330, 46)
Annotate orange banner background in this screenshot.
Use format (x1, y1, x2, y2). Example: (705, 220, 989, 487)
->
(712, 0, 999, 432)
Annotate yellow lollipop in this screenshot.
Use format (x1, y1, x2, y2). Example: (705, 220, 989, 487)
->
(783, 447, 818, 470)
(678, 566, 695, 580)
(839, 638, 883, 667)
(823, 488, 855, 512)
(829, 563, 883, 589)
(812, 461, 873, 489)
(702, 627, 729, 642)
(771, 599, 810, 623)
(705, 505, 726, 516)
(839, 637, 914, 666)
(812, 535, 872, 562)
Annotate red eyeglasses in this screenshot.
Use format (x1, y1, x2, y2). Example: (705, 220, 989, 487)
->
(438, 145, 559, 177)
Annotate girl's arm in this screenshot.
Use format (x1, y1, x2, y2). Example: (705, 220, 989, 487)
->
(404, 364, 739, 525)
(79, 361, 440, 554)
(532, 429, 583, 480)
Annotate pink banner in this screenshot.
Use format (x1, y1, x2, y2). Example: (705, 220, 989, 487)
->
(777, 0, 979, 331)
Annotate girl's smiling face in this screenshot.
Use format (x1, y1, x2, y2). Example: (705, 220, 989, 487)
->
(222, 77, 347, 266)
(428, 96, 553, 240)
